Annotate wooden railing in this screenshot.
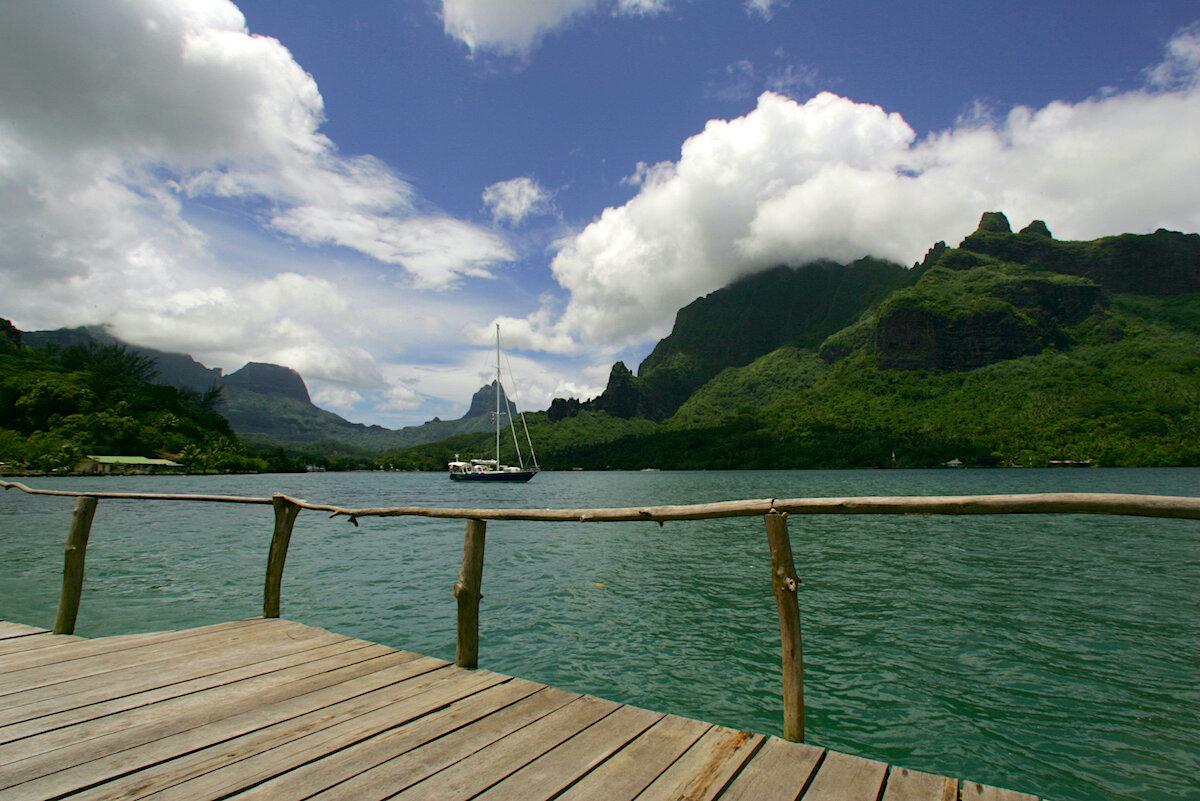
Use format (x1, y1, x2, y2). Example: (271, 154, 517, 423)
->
(4, 479, 1200, 743)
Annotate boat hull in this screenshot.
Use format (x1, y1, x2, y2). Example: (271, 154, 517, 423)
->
(449, 470, 537, 482)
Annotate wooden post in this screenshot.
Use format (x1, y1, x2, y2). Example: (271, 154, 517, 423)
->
(53, 496, 98, 635)
(263, 496, 301, 618)
(454, 518, 487, 668)
(765, 510, 805, 742)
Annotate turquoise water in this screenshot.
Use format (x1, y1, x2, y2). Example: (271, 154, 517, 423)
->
(2, 469, 1198, 800)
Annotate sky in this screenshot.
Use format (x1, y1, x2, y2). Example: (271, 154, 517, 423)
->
(2, 1, 1199, 428)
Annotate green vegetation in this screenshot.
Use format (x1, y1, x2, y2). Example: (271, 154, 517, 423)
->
(8, 213, 1199, 471)
(0, 333, 283, 473)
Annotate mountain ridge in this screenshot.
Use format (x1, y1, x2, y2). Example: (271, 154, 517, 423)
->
(399, 212, 1200, 470)
(19, 327, 507, 452)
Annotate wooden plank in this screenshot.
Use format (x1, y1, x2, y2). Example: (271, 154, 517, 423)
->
(0, 622, 48, 639)
(135, 672, 527, 801)
(389, 694, 622, 800)
(960, 781, 1040, 801)
(800, 750, 888, 801)
(66, 666, 512, 801)
(0, 652, 442, 797)
(303, 686, 584, 801)
(471, 704, 664, 801)
(0, 633, 81, 656)
(0, 620, 1039, 801)
(553, 714, 712, 801)
(0, 618, 283, 682)
(230, 678, 555, 801)
(0, 632, 369, 735)
(0, 637, 393, 743)
(882, 766, 958, 801)
(0, 648, 428, 784)
(718, 736, 825, 801)
(0, 621, 346, 708)
(634, 724, 764, 801)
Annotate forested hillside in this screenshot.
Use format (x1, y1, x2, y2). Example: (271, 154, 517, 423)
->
(391, 214, 1200, 470)
(0, 328, 278, 472)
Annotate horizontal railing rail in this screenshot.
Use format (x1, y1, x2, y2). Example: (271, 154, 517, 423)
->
(5, 478, 1200, 743)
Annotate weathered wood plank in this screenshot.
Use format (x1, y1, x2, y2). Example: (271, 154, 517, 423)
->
(0, 624, 355, 731)
(471, 704, 664, 801)
(0, 618, 281, 682)
(553, 714, 712, 801)
(718, 736, 824, 801)
(882, 766, 959, 801)
(800, 750, 888, 800)
(229, 678, 554, 801)
(0, 631, 366, 735)
(0, 622, 48, 639)
(0, 649, 429, 784)
(0, 620, 1042, 801)
(0, 619, 338, 699)
(960, 781, 1040, 801)
(0, 632, 80, 656)
(0, 638, 380, 736)
(302, 686, 583, 801)
(389, 694, 621, 800)
(634, 725, 764, 801)
(136, 671, 524, 801)
(66, 666, 511, 801)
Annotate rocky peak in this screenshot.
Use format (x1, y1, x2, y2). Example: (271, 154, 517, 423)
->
(975, 211, 1012, 234)
(222, 362, 311, 403)
(463, 380, 518, 420)
(1019, 219, 1052, 238)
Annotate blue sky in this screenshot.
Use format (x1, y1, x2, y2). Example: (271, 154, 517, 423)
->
(2, 1, 1199, 427)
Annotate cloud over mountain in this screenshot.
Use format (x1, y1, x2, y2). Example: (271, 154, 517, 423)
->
(527, 26, 1200, 351)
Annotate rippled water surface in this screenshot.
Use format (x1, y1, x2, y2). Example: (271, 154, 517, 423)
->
(2, 469, 1198, 800)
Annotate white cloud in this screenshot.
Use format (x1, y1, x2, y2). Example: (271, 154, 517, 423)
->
(440, 0, 668, 56)
(745, 0, 787, 21)
(1146, 21, 1200, 89)
(106, 272, 388, 391)
(379, 382, 422, 413)
(0, 0, 514, 332)
(483, 177, 554, 226)
(527, 25, 1200, 353)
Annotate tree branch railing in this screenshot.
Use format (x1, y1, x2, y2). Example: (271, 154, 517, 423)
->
(5, 478, 1200, 742)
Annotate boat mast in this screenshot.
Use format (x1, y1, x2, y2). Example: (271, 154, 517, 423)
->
(494, 323, 501, 468)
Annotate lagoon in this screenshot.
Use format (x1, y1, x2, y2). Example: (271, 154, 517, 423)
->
(2, 468, 1198, 800)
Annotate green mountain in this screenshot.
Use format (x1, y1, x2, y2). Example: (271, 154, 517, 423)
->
(0, 332, 262, 472)
(395, 213, 1200, 470)
(576, 257, 916, 421)
(20, 327, 509, 453)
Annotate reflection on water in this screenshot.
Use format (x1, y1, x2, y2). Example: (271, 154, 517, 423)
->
(2, 468, 1198, 801)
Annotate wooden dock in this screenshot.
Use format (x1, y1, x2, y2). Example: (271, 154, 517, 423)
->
(0, 618, 1036, 801)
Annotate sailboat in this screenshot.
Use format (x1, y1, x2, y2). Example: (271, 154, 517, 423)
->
(448, 325, 539, 482)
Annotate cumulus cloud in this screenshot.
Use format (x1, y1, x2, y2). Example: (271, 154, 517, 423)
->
(106, 272, 386, 389)
(527, 25, 1200, 352)
(0, 0, 512, 332)
(483, 177, 554, 225)
(440, 0, 667, 56)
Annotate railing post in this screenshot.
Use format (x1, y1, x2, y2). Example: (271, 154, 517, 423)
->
(454, 518, 487, 668)
(53, 496, 98, 635)
(765, 510, 805, 742)
(263, 495, 301, 618)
